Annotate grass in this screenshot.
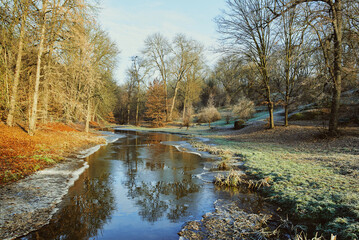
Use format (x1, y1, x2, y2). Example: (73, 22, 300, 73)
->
(289, 110, 328, 121)
(191, 139, 359, 239)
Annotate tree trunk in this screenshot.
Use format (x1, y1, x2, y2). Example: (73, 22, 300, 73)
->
(268, 101, 274, 129)
(85, 99, 91, 133)
(284, 67, 290, 127)
(135, 84, 140, 126)
(328, 1, 343, 134)
(169, 81, 180, 121)
(164, 78, 168, 122)
(92, 101, 99, 122)
(4, 49, 10, 107)
(43, 42, 55, 123)
(284, 52, 291, 127)
(135, 100, 139, 125)
(7, 14, 26, 127)
(127, 105, 130, 125)
(182, 104, 186, 120)
(28, 0, 48, 136)
(265, 85, 275, 129)
(284, 103, 289, 127)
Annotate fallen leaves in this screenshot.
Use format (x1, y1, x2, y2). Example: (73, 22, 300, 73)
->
(0, 123, 104, 185)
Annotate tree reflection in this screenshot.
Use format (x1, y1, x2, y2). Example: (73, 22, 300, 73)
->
(21, 173, 115, 240)
(125, 179, 199, 223)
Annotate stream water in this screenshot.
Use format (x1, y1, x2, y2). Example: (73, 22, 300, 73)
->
(18, 130, 267, 240)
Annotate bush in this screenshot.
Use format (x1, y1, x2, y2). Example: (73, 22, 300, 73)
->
(182, 107, 193, 130)
(223, 112, 232, 124)
(197, 106, 221, 128)
(234, 119, 246, 129)
(232, 97, 256, 120)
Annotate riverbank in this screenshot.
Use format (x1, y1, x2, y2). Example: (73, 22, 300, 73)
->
(0, 122, 105, 185)
(0, 122, 112, 239)
(120, 122, 359, 239)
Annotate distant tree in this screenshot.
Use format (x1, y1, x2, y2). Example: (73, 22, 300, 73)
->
(145, 79, 166, 127)
(213, 55, 245, 104)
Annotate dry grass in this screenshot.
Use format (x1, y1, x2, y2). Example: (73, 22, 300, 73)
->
(215, 169, 271, 189)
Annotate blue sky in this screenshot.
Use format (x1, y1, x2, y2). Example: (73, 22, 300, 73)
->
(98, 0, 227, 84)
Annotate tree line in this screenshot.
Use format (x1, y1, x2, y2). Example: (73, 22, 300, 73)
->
(117, 33, 206, 127)
(0, 0, 119, 135)
(2, 0, 358, 135)
(118, 0, 358, 134)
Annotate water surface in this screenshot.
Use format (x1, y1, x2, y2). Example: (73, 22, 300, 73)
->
(20, 130, 265, 240)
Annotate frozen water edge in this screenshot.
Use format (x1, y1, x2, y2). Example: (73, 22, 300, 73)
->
(0, 159, 89, 240)
(161, 140, 220, 160)
(0, 132, 123, 240)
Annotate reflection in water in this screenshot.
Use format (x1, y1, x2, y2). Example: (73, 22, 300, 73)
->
(126, 180, 200, 222)
(21, 173, 115, 240)
(119, 132, 202, 223)
(20, 130, 268, 240)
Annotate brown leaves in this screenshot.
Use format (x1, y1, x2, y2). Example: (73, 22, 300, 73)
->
(0, 124, 102, 185)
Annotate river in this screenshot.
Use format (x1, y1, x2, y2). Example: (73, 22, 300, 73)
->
(18, 130, 267, 240)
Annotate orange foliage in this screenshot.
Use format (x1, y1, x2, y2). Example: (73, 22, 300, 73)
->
(89, 121, 100, 128)
(0, 123, 105, 185)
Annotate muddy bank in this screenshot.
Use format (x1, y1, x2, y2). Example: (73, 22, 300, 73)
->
(0, 132, 124, 240)
(178, 199, 293, 240)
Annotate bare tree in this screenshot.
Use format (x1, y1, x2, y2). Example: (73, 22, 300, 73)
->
(277, 6, 308, 126)
(273, 0, 345, 134)
(128, 56, 148, 126)
(168, 34, 204, 121)
(28, 0, 48, 136)
(6, 0, 30, 126)
(143, 33, 171, 121)
(216, 0, 277, 129)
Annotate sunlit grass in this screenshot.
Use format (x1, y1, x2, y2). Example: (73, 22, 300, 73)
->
(197, 139, 359, 239)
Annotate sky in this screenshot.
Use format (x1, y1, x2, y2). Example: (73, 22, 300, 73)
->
(98, 0, 227, 84)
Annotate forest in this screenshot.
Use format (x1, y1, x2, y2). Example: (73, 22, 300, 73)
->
(0, 0, 119, 135)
